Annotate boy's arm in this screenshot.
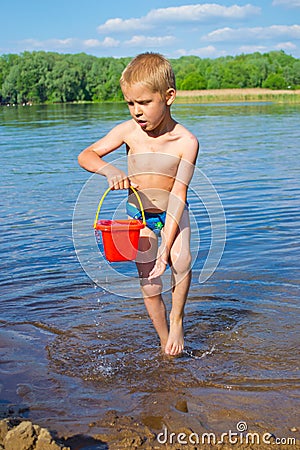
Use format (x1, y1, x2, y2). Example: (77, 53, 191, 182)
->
(148, 136, 199, 280)
(78, 121, 132, 189)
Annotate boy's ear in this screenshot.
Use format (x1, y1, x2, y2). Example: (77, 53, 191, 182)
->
(166, 88, 176, 105)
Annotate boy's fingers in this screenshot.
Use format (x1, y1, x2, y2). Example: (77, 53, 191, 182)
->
(123, 178, 131, 189)
(148, 269, 163, 280)
(148, 260, 167, 280)
(148, 272, 157, 281)
(148, 266, 157, 280)
(108, 180, 116, 189)
(108, 175, 131, 190)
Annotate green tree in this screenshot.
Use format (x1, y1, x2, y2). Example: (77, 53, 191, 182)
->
(180, 72, 207, 90)
(0, 50, 299, 104)
(47, 60, 79, 102)
(1, 65, 20, 103)
(283, 61, 300, 88)
(262, 73, 287, 89)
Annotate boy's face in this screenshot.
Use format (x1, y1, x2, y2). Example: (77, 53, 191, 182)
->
(121, 83, 175, 133)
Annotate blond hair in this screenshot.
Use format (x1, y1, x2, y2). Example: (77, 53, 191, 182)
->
(120, 52, 176, 96)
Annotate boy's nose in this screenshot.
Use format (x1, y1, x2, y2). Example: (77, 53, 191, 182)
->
(134, 105, 142, 116)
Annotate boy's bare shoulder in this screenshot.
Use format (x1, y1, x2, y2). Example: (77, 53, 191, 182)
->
(174, 122, 198, 140)
(114, 119, 136, 135)
(173, 123, 199, 156)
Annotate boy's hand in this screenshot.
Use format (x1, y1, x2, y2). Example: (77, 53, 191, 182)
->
(105, 167, 137, 190)
(106, 168, 130, 190)
(148, 247, 169, 280)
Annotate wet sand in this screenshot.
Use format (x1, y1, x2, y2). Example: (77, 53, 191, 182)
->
(0, 416, 299, 449)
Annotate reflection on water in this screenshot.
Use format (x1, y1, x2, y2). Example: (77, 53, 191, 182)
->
(0, 103, 299, 438)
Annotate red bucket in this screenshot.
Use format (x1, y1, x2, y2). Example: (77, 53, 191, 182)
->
(94, 187, 145, 262)
(95, 219, 144, 262)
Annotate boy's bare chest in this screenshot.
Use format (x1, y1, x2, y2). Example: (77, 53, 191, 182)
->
(126, 135, 181, 174)
(128, 153, 180, 177)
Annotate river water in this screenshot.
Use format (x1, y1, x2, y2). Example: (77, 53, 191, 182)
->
(0, 102, 299, 444)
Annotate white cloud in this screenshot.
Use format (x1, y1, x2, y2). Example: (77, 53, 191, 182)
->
(124, 35, 176, 47)
(275, 41, 297, 50)
(21, 38, 76, 49)
(20, 37, 120, 51)
(272, 0, 300, 7)
(82, 39, 102, 48)
(146, 3, 260, 21)
(175, 45, 224, 57)
(21, 38, 44, 48)
(101, 37, 120, 47)
(202, 25, 300, 42)
(238, 42, 297, 55)
(49, 38, 75, 47)
(97, 3, 261, 33)
(239, 45, 268, 53)
(97, 17, 150, 33)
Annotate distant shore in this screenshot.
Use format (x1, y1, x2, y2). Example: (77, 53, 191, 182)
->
(2, 88, 300, 107)
(2, 89, 300, 107)
(176, 88, 300, 103)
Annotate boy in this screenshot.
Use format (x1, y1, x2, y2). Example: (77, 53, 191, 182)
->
(78, 53, 199, 356)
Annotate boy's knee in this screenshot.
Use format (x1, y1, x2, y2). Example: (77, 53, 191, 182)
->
(140, 278, 162, 298)
(171, 250, 192, 274)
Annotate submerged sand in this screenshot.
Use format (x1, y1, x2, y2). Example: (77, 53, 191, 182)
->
(1, 318, 299, 449)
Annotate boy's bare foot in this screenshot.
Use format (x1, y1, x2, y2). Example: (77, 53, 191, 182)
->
(164, 319, 184, 356)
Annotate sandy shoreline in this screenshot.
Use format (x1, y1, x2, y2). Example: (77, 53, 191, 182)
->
(0, 418, 299, 449)
(1, 413, 299, 449)
(176, 87, 300, 103)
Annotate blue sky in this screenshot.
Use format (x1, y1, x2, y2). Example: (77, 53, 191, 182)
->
(1, 0, 299, 58)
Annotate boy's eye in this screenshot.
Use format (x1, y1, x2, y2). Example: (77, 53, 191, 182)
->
(127, 100, 151, 106)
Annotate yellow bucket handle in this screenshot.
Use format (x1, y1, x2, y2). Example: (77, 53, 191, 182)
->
(93, 186, 146, 229)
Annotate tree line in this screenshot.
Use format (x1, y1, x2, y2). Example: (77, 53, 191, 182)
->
(0, 50, 299, 104)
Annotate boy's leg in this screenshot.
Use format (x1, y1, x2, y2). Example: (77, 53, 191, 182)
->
(166, 208, 192, 356)
(135, 228, 169, 349)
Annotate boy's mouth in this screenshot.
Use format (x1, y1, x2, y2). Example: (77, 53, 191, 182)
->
(137, 120, 147, 128)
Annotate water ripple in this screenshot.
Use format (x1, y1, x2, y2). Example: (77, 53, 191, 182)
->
(1, 103, 299, 435)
